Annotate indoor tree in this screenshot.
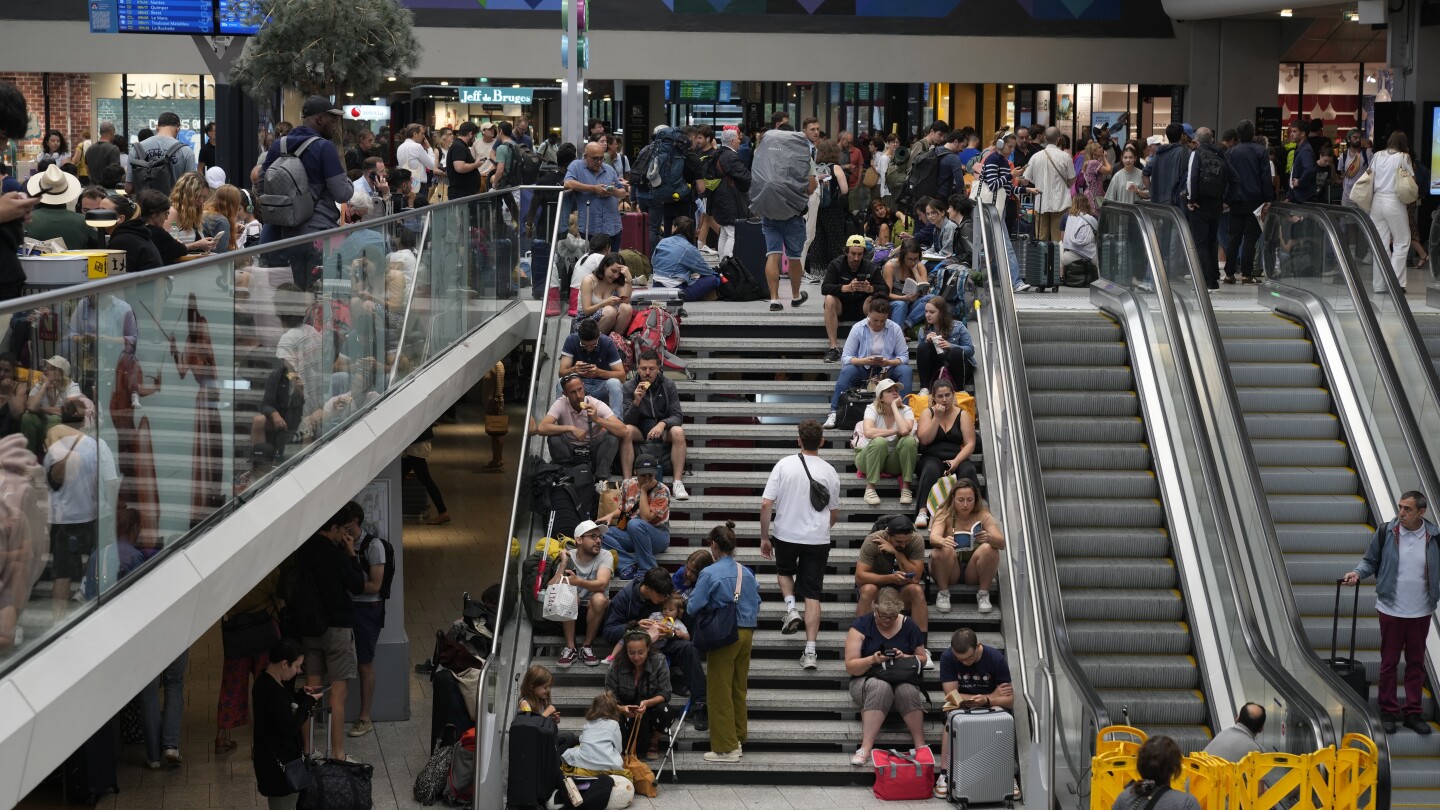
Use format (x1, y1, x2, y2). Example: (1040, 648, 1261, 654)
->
(233, 0, 420, 102)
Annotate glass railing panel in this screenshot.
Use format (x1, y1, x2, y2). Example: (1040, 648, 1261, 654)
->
(0, 186, 560, 676)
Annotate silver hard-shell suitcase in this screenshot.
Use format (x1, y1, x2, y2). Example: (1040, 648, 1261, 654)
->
(946, 706, 1015, 807)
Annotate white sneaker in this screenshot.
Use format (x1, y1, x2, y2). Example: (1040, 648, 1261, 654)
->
(800, 650, 818, 670)
(130, 392, 142, 410)
(1014, 282, 1032, 292)
(914, 511, 929, 529)
(977, 589, 993, 614)
(936, 589, 952, 613)
(863, 487, 881, 506)
(672, 480, 690, 500)
(781, 608, 803, 635)
(822, 411, 837, 429)
(703, 749, 742, 763)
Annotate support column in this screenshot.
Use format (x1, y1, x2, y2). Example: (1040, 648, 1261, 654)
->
(1186, 19, 1283, 131)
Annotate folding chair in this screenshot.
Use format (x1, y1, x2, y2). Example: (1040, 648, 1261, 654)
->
(656, 697, 692, 782)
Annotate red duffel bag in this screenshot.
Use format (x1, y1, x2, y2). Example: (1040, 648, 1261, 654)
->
(871, 746, 936, 801)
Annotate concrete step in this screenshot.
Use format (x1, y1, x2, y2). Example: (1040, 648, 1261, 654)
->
(661, 524, 873, 551)
(685, 357, 833, 376)
(554, 715, 946, 745)
(536, 630, 1003, 658)
(675, 470, 983, 495)
(680, 379, 840, 397)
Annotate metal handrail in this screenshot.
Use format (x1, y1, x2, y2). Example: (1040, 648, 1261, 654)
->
(975, 202, 1107, 803)
(1114, 201, 1334, 752)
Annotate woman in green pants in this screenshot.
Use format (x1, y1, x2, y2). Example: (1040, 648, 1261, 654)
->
(853, 378, 918, 506)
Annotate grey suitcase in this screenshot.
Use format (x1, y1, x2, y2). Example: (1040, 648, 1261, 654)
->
(1015, 236, 1057, 293)
(946, 707, 1015, 807)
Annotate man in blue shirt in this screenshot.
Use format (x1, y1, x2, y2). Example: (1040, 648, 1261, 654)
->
(935, 627, 1013, 799)
(937, 131, 968, 200)
(563, 141, 628, 245)
(823, 294, 911, 429)
(259, 96, 355, 289)
(557, 318, 626, 415)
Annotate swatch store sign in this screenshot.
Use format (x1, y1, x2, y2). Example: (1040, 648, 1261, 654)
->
(95, 76, 216, 137)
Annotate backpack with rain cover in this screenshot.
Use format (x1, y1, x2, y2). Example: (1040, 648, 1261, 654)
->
(627, 304, 689, 377)
(637, 127, 691, 207)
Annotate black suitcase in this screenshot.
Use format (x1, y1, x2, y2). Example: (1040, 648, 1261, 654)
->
(1016, 235, 1058, 292)
(507, 712, 562, 808)
(734, 218, 770, 294)
(299, 759, 374, 810)
(62, 719, 119, 805)
(530, 238, 552, 300)
(430, 667, 475, 754)
(1326, 579, 1369, 700)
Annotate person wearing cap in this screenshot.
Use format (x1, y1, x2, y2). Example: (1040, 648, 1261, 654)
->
(24, 164, 101, 250)
(446, 122, 483, 200)
(22, 355, 82, 455)
(127, 111, 197, 191)
(821, 236, 890, 363)
(551, 519, 614, 668)
(854, 378, 918, 507)
(600, 455, 673, 581)
(43, 398, 119, 614)
(855, 514, 929, 633)
(823, 294, 911, 430)
(259, 96, 355, 288)
(620, 348, 688, 498)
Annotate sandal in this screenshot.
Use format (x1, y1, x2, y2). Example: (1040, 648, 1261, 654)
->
(644, 748, 662, 760)
(214, 739, 237, 754)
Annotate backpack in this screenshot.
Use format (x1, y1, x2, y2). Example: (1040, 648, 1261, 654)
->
(627, 305, 688, 374)
(130, 140, 187, 195)
(413, 725, 460, 805)
(818, 164, 843, 209)
(443, 727, 477, 804)
(885, 145, 913, 197)
(258, 136, 321, 228)
(1194, 147, 1229, 201)
(277, 550, 327, 639)
(360, 533, 396, 601)
(716, 256, 766, 302)
(610, 331, 635, 373)
(511, 143, 543, 185)
(638, 127, 691, 206)
(899, 147, 941, 209)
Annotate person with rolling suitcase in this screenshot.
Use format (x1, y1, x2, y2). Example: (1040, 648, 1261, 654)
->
(252, 639, 321, 810)
(1342, 490, 1440, 735)
(936, 628, 1014, 802)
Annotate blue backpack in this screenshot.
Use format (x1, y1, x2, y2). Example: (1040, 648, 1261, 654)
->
(639, 127, 691, 206)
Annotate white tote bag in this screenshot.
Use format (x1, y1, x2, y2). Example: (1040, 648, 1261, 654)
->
(542, 575, 579, 622)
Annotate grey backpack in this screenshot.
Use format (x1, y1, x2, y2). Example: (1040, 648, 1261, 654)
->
(258, 135, 321, 228)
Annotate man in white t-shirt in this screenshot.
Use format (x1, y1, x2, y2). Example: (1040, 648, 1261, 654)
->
(395, 123, 436, 198)
(44, 400, 119, 611)
(760, 419, 840, 670)
(551, 520, 613, 668)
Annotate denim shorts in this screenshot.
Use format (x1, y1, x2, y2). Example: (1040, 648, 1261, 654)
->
(761, 216, 807, 260)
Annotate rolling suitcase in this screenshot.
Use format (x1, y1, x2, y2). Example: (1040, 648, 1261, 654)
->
(946, 707, 1015, 807)
(734, 218, 770, 293)
(1015, 236, 1058, 293)
(430, 666, 475, 753)
(62, 718, 119, 805)
(621, 210, 649, 253)
(1326, 579, 1369, 700)
(507, 712, 562, 808)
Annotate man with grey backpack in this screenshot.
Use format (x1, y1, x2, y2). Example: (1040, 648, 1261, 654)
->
(258, 96, 355, 289)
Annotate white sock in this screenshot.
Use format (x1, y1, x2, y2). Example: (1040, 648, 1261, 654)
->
(804, 640, 817, 654)
(784, 595, 796, 612)
(770, 298, 780, 305)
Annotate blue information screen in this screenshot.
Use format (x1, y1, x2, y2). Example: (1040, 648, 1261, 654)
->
(219, 0, 262, 34)
(117, 0, 215, 33)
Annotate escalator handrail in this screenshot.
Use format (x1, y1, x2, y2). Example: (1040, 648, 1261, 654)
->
(975, 203, 1109, 790)
(1117, 201, 1336, 752)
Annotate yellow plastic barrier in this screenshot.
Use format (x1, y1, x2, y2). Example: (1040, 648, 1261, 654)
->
(1089, 727, 1377, 810)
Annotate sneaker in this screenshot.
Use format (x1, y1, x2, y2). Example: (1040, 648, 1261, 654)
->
(769, 301, 783, 312)
(617, 564, 640, 581)
(581, 646, 599, 667)
(130, 392, 142, 410)
(163, 747, 182, 765)
(781, 608, 804, 635)
(691, 704, 708, 732)
(347, 719, 374, 738)
(1222, 275, 1237, 284)
(1014, 282, 1032, 292)
(899, 488, 913, 505)
(914, 511, 929, 529)
(791, 291, 810, 307)
(1405, 715, 1433, 735)
(1382, 713, 1399, 734)
(704, 749, 742, 763)
(934, 773, 950, 799)
(672, 480, 690, 500)
(822, 411, 837, 429)
(558, 647, 578, 668)
(977, 589, 993, 614)
(800, 650, 818, 670)
(603, 654, 614, 666)
(850, 748, 870, 766)
(146, 760, 161, 770)
(936, 589, 952, 613)
(824, 347, 841, 363)
(863, 487, 881, 506)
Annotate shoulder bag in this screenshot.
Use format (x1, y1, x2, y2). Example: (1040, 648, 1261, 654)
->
(1396, 156, 1420, 205)
(797, 453, 832, 512)
(1349, 168, 1375, 210)
(691, 564, 745, 652)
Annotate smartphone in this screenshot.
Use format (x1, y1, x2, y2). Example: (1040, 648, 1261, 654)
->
(882, 649, 899, 658)
(902, 571, 916, 579)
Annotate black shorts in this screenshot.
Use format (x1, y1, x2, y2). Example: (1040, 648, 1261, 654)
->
(49, 520, 97, 581)
(830, 293, 868, 323)
(773, 539, 829, 601)
(352, 601, 384, 665)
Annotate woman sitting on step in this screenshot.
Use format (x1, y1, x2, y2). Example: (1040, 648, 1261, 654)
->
(603, 627, 673, 760)
(843, 587, 931, 766)
(928, 477, 1004, 616)
(913, 377, 978, 529)
(852, 378, 918, 507)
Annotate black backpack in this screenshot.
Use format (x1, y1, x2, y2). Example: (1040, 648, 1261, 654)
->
(130, 140, 187, 195)
(716, 256, 766, 302)
(899, 147, 941, 209)
(1193, 147, 1229, 201)
(501, 142, 542, 187)
(360, 533, 397, 601)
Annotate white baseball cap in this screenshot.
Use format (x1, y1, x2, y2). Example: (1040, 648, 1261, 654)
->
(573, 520, 604, 538)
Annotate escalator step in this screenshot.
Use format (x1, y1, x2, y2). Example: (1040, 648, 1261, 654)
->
(1038, 443, 1153, 470)
(1063, 589, 1186, 621)
(1058, 559, 1176, 589)
(1267, 495, 1369, 524)
(1229, 362, 1324, 388)
(1068, 621, 1192, 655)
(1251, 439, 1349, 467)
(1223, 338, 1316, 363)
(1079, 654, 1200, 688)
(1257, 466, 1359, 495)
(1242, 412, 1341, 439)
(1100, 691, 1210, 725)
(1026, 365, 1135, 391)
(1236, 387, 1334, 413)
(1051, 527, 1172, 557)
(1023, 342, 1130, 366)
(1046, 498, 1165, 528)
(1043, 470, 1158, 499)
(1274, 524, 1374, 554)
(1030, 390, 1139, 417)
(1034, 416, 1147, 443)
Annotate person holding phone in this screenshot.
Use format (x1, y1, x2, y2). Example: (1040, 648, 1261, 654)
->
(252, 639, 324, 810)
(821, 237, 891, 363)
(853, 515, 928, 635)
(913, 378, 977, 530)
(603, 628, 672, 760)
(843, 587, 930, 766)
(823, 294, 910, 430)
(928, 478, 1004, 614)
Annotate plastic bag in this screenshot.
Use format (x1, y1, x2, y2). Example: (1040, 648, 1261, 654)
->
(542, 576, 579, 622)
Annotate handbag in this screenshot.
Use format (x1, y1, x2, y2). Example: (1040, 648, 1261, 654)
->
(863, 166, 880, 189)
(1350, 168, 1375, 210)
(796, 453, 833, 512)
(622, 721, 658, 798)
(221, 610, 280, 660)
(542, 575, 580, 622)
(485, 396, 510, 436)
(871, 747, 936, 801)
(691, 564, 745, 652)
(866, 654, 925, 686)
(283, 757, 314, 793)
(1396, 160, 1420, 205)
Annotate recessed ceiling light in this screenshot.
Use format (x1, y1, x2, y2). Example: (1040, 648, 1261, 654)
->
(1007, 84, 1014, 89)
(440, 81, 449, 86)
(513, 83, 522, 88)
(1279, 8, 1293, 16)
(387, 76, 396, 82)
(345, 92, 354, 97)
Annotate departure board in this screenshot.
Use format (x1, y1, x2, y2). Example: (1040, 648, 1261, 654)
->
(117, 0, 215, 34)
(218, 0, 262, 34)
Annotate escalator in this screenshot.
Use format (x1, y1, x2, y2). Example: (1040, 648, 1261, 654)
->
(1414, 312, 1440, 380)
(1020, 310, 1213, 753)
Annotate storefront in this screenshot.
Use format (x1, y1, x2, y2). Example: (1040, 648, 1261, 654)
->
(1277, 62, 1390, 140)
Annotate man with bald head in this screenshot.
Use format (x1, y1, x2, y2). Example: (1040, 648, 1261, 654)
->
(564, 139, 629, 245)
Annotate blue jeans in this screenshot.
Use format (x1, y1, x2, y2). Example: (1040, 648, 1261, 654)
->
(554, 376, 624, 416)
(142, 651, 188, 762)
(603, 519, 671, 572)
(680, 274, 722, 301)
(976, 235, 1023, 288)
(889, 296, 933, 329)
(831, 363, 913, 409)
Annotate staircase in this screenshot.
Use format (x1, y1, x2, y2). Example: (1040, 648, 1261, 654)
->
(1017, 310, 1213, 753)
(1215, 310, 1440, 807)
(536, 302, 1004, 784)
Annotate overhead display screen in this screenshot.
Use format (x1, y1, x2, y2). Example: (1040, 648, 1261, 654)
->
(218, 0, 263, 34)
(117, 0, 215, 34)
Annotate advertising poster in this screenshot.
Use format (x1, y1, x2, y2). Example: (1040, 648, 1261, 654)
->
(1091, 111, 1128, 146)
